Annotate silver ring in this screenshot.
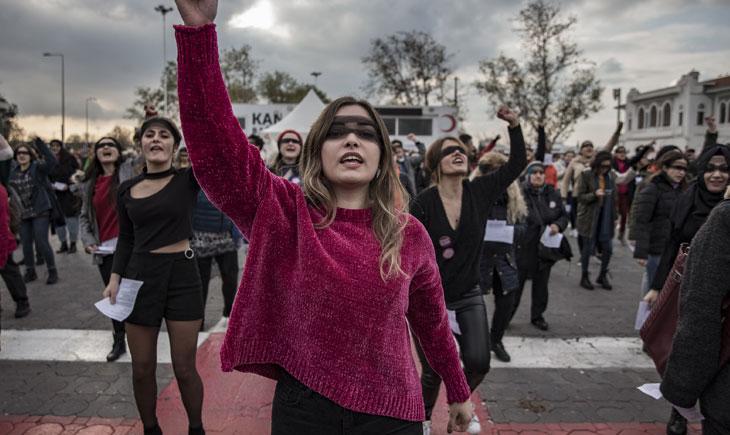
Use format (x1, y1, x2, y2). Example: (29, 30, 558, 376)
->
(184, 248, 195, 259)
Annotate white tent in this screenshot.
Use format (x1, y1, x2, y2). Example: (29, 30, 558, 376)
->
(261, 89, 325, 139)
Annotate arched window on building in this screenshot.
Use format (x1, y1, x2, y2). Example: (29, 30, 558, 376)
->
(677, 104, 684, 127)
(662, 103, 671, 127)
(697, 103, 705, 126)
(720, 102, 727, 124)
(627, 112, 632, 131)
(650, 105, 658, 127)
(638, 108, 645, 129)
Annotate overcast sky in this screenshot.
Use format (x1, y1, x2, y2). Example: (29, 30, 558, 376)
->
(2, 0, 729, 146)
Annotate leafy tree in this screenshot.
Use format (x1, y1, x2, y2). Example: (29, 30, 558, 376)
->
(221, 45, 259, 103)
(474, 0, 603, 145)
(66, 134, 84, 147)
(106, 125, 134, 149)
(362, 31, 453, 106)
(257, 71, 328, 104)
(0, 94, 18, 140)
(125, 61, 178, 123)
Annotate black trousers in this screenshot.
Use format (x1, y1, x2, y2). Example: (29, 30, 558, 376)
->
(1, 254, 28, 305)
(416, 293, 490, 420)
(98, 255, 125, 335)
(271, 371, 421, 435)
(196, 250, 239, 317)
(513, 266, 552, 322)
(490, 274, 516, 345)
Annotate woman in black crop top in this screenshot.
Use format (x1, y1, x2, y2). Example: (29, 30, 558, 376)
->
(103, 117, 205, 435)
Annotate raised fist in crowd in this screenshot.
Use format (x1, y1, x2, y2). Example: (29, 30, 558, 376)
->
(175, 0, 218, 26)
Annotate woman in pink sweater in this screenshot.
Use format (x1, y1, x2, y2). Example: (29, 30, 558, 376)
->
(174, 1, 473, 433)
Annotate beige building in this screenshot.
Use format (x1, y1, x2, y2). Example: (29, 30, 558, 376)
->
(622, 71, 730, 152)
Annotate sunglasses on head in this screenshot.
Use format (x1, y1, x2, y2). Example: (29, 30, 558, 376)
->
(279, 138, 301, 146)
(705, 163, 729, 174)
(441, 146, 466, 159)
(325, 116, 380, 143)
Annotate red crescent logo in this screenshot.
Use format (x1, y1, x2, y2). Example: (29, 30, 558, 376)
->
(441, 114, 457, 132)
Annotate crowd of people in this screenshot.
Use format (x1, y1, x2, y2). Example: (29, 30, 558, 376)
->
(1, 2, 729, 434)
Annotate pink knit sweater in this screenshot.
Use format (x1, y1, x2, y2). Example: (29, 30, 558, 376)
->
(176, 24, 470, 421)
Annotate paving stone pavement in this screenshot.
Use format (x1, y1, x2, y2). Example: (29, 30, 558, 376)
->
(0, 235, 705, 433)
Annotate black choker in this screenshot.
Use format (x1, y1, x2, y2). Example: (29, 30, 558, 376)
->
(143, 167, 176, 179)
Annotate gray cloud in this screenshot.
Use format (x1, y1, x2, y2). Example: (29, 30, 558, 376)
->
(1, 0, 729, 144)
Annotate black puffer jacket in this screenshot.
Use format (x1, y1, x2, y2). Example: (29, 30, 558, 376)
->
(629, 173, 683, 259)
(516, 184, 568, 276)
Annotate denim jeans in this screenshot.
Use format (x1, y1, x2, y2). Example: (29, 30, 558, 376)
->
(20, 215, 56, 272)
(640, 254, 661, 296)
(56, 216, 79, 243)
(271, 371, 421, 435)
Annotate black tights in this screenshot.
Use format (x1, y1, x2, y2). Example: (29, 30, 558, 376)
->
(99, 256, 125, 336)
(416, 294, 490, 420)
(125, 320, 204, 429)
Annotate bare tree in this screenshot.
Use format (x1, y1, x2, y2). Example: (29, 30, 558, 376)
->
(362, 31, 453, 106)
(475, 0, 603, 145)
(125, 61, 179, 123)
(257, 71, 328, 104)
(221, 45, 259, 103)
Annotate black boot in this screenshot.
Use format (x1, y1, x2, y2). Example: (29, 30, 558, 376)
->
(68, 242, 77, 253)
(23, 269, 38, 283)
(15, 300, 31, 318)
(666, 408, 687, 435)
(106, 332, 126, 362)
(580, 272, 594, 290)
(492, 342, 511, 362)
(56, 242, 68, 254)
(46, 268, 59, 285)
(596, 271, 612, 290)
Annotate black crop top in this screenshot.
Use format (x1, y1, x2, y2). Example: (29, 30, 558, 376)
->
(111, 167, 200, 275)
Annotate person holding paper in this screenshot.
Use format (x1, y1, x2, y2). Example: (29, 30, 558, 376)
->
(511, 161, 568, 331)
(79, 137, 139, 362)
(411, 107, 526, 432)
(174, 1, 474, 434)
(471, 151, 528, 363)
(104, 117, 205, 435)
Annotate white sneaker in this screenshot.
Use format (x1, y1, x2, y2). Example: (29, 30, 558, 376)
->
(467, 414, 481, 434)
(422, 420, 432, 435)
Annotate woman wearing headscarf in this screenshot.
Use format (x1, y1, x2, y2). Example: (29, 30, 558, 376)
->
(512, 161, 568, 332)
(471, 152, 528, 363)
(644, 144, 730, 435)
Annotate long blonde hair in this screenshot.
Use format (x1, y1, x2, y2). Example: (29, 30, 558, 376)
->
(300, 97, 408, 281)
(470, 152, 528, 224)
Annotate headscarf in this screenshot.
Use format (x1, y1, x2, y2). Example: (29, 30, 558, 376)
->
(691, 145, 730, 221)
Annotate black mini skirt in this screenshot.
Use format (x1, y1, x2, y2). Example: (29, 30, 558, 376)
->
(123, 250, 203, 327)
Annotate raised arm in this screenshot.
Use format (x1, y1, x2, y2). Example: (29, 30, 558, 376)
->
(536, 124, 546, 162)
(601, 122, 623, 153)
(175, 1, 285, 236)
(34, 138, 57, 175)
(701, 116, 718, 155)
(0, 134, 13, 161)
(470, 107, 527, 218)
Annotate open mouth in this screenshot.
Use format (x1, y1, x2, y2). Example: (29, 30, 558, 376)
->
(452, 156, 465, 165)
(340, 152, 364, 167)
(149, 145, 164, 153)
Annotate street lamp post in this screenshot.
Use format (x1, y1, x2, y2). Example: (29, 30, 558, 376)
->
(43, 52, 65, 142)
(85, 97, 97, 150)
(310, 71, 322, 87)
(613, 88, 623, 125)
(155, 5, 174, 116)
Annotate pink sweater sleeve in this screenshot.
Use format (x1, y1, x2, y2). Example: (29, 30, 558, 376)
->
(175, 24, 289, 236)
(406, 222, 471, 404)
